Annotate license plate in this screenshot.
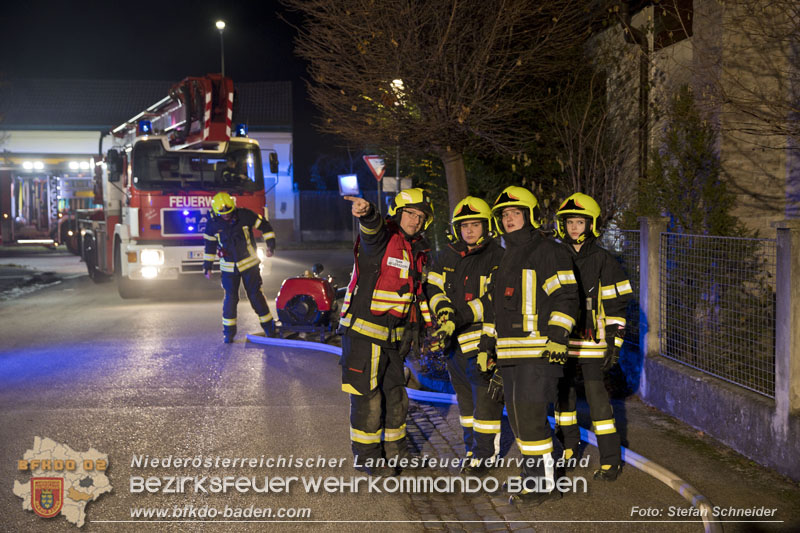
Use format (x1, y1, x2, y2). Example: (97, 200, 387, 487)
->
(187, 250, 204, 260)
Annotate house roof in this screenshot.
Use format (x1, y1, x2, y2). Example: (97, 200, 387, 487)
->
(0, 78, 292, 132)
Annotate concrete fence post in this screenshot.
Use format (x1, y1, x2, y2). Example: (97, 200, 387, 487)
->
(638, 217, 668, 399)
(771, 220, 800, 431)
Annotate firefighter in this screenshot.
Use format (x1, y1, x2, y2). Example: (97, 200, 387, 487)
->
(475, 185, 579, 506)
(203, 192, 277, 343)
(427, 196, 505, 476)
(340, 189, 436, 477)
(553, 192, 633, 481)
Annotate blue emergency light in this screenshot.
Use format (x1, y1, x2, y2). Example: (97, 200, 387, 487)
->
(234, 123, 248, 137)
(137, 120, 153, 135)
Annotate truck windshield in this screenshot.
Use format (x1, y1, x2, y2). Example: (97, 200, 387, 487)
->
(131, 141, 264, 192)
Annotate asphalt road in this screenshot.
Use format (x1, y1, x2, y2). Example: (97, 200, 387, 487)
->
(1, 250, 798, 532)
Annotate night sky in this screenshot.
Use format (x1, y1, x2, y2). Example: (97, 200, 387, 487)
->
(0, 0, 326, 188)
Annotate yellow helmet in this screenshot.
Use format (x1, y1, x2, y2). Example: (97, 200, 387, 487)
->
(451, 196, 492, 243)
(211, 192, 236, 215)
(388, 188, 434, 230)
(491, 186, 541, 233)
(555, 192, 601, 243)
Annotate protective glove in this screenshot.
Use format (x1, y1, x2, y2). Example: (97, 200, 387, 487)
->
(477, 351, 496, 374)
(487, 369, 504, 403)
(606, 325, 624, 342)
(602, 345, 621, 372)
(436, 308, 453, 322)
(434, 319, 455, 340)
(542, 340, 568, 365)
(203, 261, 212, 279)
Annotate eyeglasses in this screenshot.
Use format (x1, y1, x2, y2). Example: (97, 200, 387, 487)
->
(403, 210, 426, 223)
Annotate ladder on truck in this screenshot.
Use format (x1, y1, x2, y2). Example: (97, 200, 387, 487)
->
(110, 74, 235, 148)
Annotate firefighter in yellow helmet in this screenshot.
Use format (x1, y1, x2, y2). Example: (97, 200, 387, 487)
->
(203, 192, 277, 343)
(340, 188, 435, 476)
(427, 196, 505, 476)
(469, 185, 579, 505)
(553, 192, 633, 481)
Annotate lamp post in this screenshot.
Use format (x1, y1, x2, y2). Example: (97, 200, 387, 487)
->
(215, 20, 226, 76)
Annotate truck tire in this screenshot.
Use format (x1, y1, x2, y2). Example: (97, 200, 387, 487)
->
(115, 241, 140, 299)
(83, 235, 107, 283)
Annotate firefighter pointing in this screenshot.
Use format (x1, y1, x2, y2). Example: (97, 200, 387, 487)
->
(203, 192, 277, 343)
(339, 189, 435, 476)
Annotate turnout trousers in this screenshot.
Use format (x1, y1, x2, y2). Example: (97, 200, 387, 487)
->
(446, 347, 503, 460)
(220, 266, 274, 334)
(556, 358, 620, 467)
(503, 363, 558, 488)
(340, 334, 409, 461)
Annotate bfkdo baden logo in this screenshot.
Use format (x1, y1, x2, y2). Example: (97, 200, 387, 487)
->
(13, 437, 112, 527)
(31, 477, 64, 518)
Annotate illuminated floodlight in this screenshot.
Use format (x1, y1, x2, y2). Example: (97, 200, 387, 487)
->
(216, 20, 226, 30)
(338, 174, 360, 196)
(33, 161, 44, 170)
(69, 161, 80, 170)
(23, 162, 33, 170)
(80, 161, 91, 170)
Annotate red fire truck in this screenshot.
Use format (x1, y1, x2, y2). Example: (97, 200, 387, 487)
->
(78, 74, 277, 298)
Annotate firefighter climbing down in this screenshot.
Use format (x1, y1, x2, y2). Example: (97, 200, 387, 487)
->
(203, 192, 277, 343)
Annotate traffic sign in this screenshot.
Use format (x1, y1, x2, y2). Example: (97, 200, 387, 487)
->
(363, 155, 385, 181)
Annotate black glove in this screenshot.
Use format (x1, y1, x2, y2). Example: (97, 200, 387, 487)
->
(487, 369, 504, 403)
(543, 340, 568, 365)
(606, 325, 624, 343)
(202, 261, 212, 276)
(602, 344, 621, 372)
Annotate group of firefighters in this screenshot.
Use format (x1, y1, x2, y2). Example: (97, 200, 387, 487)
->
(200, 184, 632, 507)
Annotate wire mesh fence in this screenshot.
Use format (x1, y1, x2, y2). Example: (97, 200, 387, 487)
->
(601, 228, 641, 348)
(659, 233, 776, 397)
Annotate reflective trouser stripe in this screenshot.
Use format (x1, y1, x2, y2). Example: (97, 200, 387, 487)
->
(384, 424, 406, 442)
(593, 418, 617, 435)
(516, 437, 554, 456)
(473, 419, 501, 434)
(259, 313, 274, 323)
(222, 317, 237, 326)
(350, 427, 382, 444)
(460, 416, 474, 428)
(555, 411, 577, 425)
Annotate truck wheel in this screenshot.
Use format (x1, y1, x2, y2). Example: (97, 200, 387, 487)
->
(83, 235, 107, 283)
(115, 242, 140, 299)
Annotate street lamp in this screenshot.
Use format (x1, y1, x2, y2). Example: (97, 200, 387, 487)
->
(215, 20, 226, 76)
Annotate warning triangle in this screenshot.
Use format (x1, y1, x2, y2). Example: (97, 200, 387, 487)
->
(363, 155, 386, 181)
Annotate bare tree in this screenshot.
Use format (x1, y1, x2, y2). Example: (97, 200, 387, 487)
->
(282, 0, 599, 211)
(545, 56, 638, 228)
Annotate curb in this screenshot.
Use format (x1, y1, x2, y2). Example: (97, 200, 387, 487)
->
(247, 333, 722, 532)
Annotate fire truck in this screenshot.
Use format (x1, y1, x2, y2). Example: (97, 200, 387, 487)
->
(78, 74, 277, 298)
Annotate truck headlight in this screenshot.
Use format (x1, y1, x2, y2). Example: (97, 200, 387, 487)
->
(140, 249, 164, 266)
(141, 267, 158, 279)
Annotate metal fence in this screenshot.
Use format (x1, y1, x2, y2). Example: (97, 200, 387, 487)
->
(659, 233, 777, 397)
(603, 229, 641, 348)
(298, 191, 354, 241)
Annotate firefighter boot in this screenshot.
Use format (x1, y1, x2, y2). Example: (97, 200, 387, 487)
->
(593, 464, 621, 481)
(224, 326, 237, 344)
(262, 321, 279, 338)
